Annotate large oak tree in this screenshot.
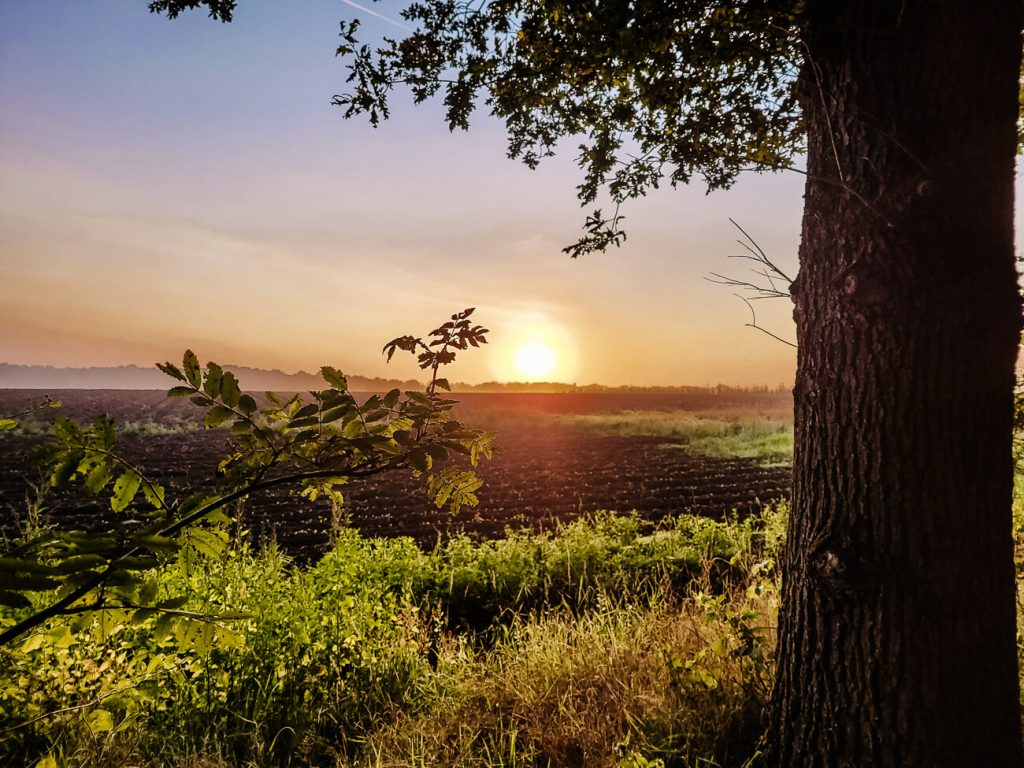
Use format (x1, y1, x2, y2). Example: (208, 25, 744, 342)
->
(155, 1, 1023, 764)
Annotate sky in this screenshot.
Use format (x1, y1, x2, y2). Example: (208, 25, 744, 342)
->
(0, 0, 957, 388)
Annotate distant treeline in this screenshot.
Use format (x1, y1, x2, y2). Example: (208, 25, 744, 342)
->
(0, 363, 790, 395)
(0, 363, 420, 393)
(449, 381, 792, 395)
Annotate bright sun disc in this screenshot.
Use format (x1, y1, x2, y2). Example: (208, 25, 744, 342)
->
(514, 341, 557, 380)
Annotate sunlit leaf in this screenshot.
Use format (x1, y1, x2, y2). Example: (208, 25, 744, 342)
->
(86, 708, 115, 733)
(111, 470, 142, 512)
(84, 462, 113, 496)
(142, 481, 166, 510)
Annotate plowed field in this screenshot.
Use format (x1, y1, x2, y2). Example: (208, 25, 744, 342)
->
(0, 389, 791, 556)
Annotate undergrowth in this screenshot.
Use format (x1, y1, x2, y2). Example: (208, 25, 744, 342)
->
(0, 508, 785, 768)
(6, 488, 1023, 768)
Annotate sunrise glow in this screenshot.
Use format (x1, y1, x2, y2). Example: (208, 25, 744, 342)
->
(514, 341, 557, 380)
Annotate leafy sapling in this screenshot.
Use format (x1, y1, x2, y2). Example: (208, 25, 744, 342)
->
(0, 310, 493, 647)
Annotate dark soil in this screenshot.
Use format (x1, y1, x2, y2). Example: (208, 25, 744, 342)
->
(0, 390, 791, 557)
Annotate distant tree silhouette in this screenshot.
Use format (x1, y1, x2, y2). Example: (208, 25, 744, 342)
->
(153, 2, 1023, 764)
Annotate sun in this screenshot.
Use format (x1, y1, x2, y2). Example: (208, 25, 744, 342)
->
(514, 341, 558, 380)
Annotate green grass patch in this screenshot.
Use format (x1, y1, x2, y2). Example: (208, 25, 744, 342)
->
(560, 411, 793, 464)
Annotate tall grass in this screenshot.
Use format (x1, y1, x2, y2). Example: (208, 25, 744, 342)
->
(354, 585, 774, 768)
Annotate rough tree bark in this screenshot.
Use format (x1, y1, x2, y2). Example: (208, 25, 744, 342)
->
(768, 2, 1023, 765)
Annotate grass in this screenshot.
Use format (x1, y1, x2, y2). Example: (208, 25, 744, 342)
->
(558, 411, 793, 464)
(353, 587, 773, 768)
(0, 508, 785, 768)
(8, 417, 202, 438)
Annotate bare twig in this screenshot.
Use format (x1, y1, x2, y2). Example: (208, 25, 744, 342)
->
(705, 220, 797, 348)
(737, 294, 797, 348)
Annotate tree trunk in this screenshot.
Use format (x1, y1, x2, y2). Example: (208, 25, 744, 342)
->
(767, 2, 1023, 765)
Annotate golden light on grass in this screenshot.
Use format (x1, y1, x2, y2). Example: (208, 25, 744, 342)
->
(514, 340, 557, 380)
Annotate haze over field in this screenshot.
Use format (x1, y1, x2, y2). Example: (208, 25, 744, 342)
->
(1, 2, 1020, 387)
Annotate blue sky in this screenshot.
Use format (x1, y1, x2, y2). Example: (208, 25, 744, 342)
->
(0, 0, 890, 386)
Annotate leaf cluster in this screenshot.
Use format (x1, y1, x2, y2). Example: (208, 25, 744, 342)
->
(147, 0, 235, 22)
(333, 1, 805, 255)
(383, 307, 488, 390)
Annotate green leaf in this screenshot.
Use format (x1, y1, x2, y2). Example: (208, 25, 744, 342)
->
(138, 578, 158, 605)
(292, 403, 319, 419)
(408, 447, 430, 472)
(322, 404, 353, 423)
(51, 451, 83, 486)
(86, 708, 115, 733)
(53, 554, 107, 574)
(176, 619, 215, 655)
(204, 405, 234, 429)
(238, 394, 258, 415)
(186, 529, 227, 558)
(219, 371, 241, 408)
(132, 534, 179, 554)
(182, 350, 202, 388)
(142, 481, 166, 510)
(2, 573, 59, 591)
(52, 416, 84, 443)
(321, 366, 348, 390)
(152, 612, 176, 641)
(383, 388, 401, 408)
(0, 557, 58, 575)
(0, 418, 17, 431)
(84, 462, 113, 496)
(424, 443, 449, 461)
(94, 417, 117, 450)
(167, 386, 195, 397)
(342, 419, 364, 438)
(203, 362, 223, 398)
(157, 361, 186, 382)
(111, 470, 142, 513)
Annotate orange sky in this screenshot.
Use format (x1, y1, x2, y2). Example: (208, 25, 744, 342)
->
(3, 3, 1006, 388)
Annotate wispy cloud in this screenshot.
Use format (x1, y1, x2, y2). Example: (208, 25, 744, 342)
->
(340, 0, 414, 32)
